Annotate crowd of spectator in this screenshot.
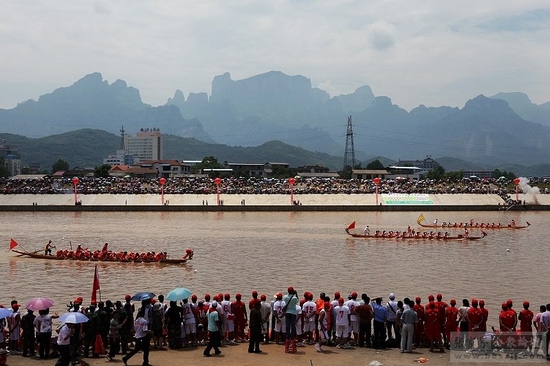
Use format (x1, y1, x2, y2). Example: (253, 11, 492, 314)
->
(0, 176, 545, 196)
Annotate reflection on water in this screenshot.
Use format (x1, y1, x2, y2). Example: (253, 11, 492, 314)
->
(0, 210, 548, 329)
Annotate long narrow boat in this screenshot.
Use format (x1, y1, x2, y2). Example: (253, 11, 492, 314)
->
(345, 228, 487, 240)
(416, 214, 530, 229)
(12, 249, 192, 265)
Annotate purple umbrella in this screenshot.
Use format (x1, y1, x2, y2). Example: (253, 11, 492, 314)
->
(26, 297, 55, 311)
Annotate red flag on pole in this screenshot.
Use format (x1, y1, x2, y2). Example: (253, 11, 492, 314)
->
(9, 238, 18, 250)
(91, 264, 100, 304)
(347, 221, 356, 230)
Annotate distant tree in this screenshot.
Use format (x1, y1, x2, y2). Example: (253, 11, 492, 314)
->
(94, 164, 112, 178)
(492, 169, 515, 180)
(425, 166, 445, 181)
(272, 165, 293, 179)
(0, 156, 9, 178)
(191, 156, 222, 174)
(445, 170, 464, 182)
(340, 165, 353, 179)
(21, 167, 30, 174)
(366, 159, 385, 170)
(51, 159, 69, 174)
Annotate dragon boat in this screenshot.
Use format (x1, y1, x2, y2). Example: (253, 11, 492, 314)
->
(416, 214, 530, 229)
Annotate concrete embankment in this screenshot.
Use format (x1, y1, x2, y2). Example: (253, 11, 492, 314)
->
(0, 193, 548, 211)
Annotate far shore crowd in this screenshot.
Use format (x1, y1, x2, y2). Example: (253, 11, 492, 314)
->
(2, 176, 542, 197)
(2, 288, 550, 365)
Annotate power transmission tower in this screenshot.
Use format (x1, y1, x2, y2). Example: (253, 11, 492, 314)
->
(343, 115, 356, 173)
(120, 126, 125, 150)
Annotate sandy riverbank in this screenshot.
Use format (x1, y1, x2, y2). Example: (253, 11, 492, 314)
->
(2, 341, 511, 366)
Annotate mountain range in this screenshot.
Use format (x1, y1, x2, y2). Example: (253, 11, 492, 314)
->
(1, 71, 550, 174)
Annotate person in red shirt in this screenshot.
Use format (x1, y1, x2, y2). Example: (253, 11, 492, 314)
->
(467, 299, 483, 332)
(413, 297, 426, 347)
(232, 294, 248, 342)
(499, 303, 517, 332)
(444, 299, 459, 349)
(425, 302, 443, 352)
(435, 294, 448, 346)
(518, 301, 534, 352)
(249, 291, 259, 310)
(478, 300, 488, 332)
(506, 299, 517, 331)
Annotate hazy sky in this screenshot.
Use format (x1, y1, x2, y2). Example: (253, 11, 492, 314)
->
(2, 1, 549, 111)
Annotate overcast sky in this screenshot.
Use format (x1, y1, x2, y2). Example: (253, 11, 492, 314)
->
(1, 1, 549, 111)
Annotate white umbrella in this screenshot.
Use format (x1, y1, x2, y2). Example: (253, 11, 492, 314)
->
(59, 311, 89, 324)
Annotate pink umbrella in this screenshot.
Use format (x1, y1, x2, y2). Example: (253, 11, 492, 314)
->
(26, 297, 55, 311)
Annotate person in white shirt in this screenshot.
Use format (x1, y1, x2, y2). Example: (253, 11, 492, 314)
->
(302, 294, 317, 344)
(272, 293, 286, 344)
(386, 293, 398, 342)
(221, 294, 235, 344)
(316, 302, 330, 352)
(56, 323, 74, 366)
(259, 294, 271, 343)
(334, 298, 351, 348)
(122, 310, 153, 366)
(182, 298, 197, 346)
(345, 292, 361, 345)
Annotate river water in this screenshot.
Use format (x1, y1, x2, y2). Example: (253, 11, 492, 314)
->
(0, 210, 548, 328)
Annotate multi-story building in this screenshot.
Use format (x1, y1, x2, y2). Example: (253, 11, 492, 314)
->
(124, 128, 163, 161)
(0, 140, 21, 176)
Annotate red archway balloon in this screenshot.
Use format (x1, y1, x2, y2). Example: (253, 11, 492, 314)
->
(214, 177, 221, 185)
(513, 178, 520, 185)
(288, 178, 295, 185)
(159, 177, 166, 185)
(373, 177, 381, 185)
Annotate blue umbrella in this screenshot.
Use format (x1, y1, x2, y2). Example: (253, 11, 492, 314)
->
(0, 308, 12, 320)
(166, 287, 192, 301)
(131, 292, 156, 301)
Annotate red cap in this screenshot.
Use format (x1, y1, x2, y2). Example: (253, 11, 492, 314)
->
(151, 299, 157, 304)
(224, 293, 230, 300)
(191, 294, 197, 300)
(450, 299, 456, 305)
(507, 299, 513, 307)
(125, 294, 131, 301)
(428, 295, 434, 301)
(217, 293, 223, 301)
(308, 293, 313, 301)
(252, 290, 258, 297)
(338, 298, 344, 305)
(236, 293, 242, 300)
(74, 297, 83, 304)
(479, 299, 485, 307)
(415, 297, 421, 303)
(288, 286, 294, 293)
(523, 301, 530, 307)
(351, 291, 358, 299)
(205, 293, 211, 301)
(502, 302, 508, 310)
(260, 294, 266, 301)
(334, 292, 340, 299)
(276, 292, 283, 299)
(437, 294, 442, 300)
(472, 298, 478, 306)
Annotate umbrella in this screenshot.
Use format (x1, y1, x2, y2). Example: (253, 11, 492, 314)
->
(26, 297, 55, 311)
(166, 287, 192, 302)
(0, 308, 12, 320)
(131, 292, 156, 301)
(59, 311, 89, 324)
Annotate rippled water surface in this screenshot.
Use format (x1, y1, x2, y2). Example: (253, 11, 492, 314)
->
(1, 210, 548, 328)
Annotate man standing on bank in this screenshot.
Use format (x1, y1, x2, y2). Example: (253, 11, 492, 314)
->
(203, 301, 222, 357)
(248, 299, 262, 353)
(283, 286, 299, 340)
(122, 309, 153, 366)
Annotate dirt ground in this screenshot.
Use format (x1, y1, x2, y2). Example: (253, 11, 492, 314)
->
(4, 342, 539, 366)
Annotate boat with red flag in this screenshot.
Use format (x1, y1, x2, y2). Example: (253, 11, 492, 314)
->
(11, 247, 194, 265)
(345, 221, 487, 240)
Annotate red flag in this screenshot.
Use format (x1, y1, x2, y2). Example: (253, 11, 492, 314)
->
(91, 264, 100, 303)
(9, 238, 18, 250)
(347, 221, 356, 230)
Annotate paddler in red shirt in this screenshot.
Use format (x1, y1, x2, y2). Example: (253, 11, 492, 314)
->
(467, 299, 483, 332)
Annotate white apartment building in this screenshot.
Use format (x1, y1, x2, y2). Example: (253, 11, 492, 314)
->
(124, 128, 163, 161)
